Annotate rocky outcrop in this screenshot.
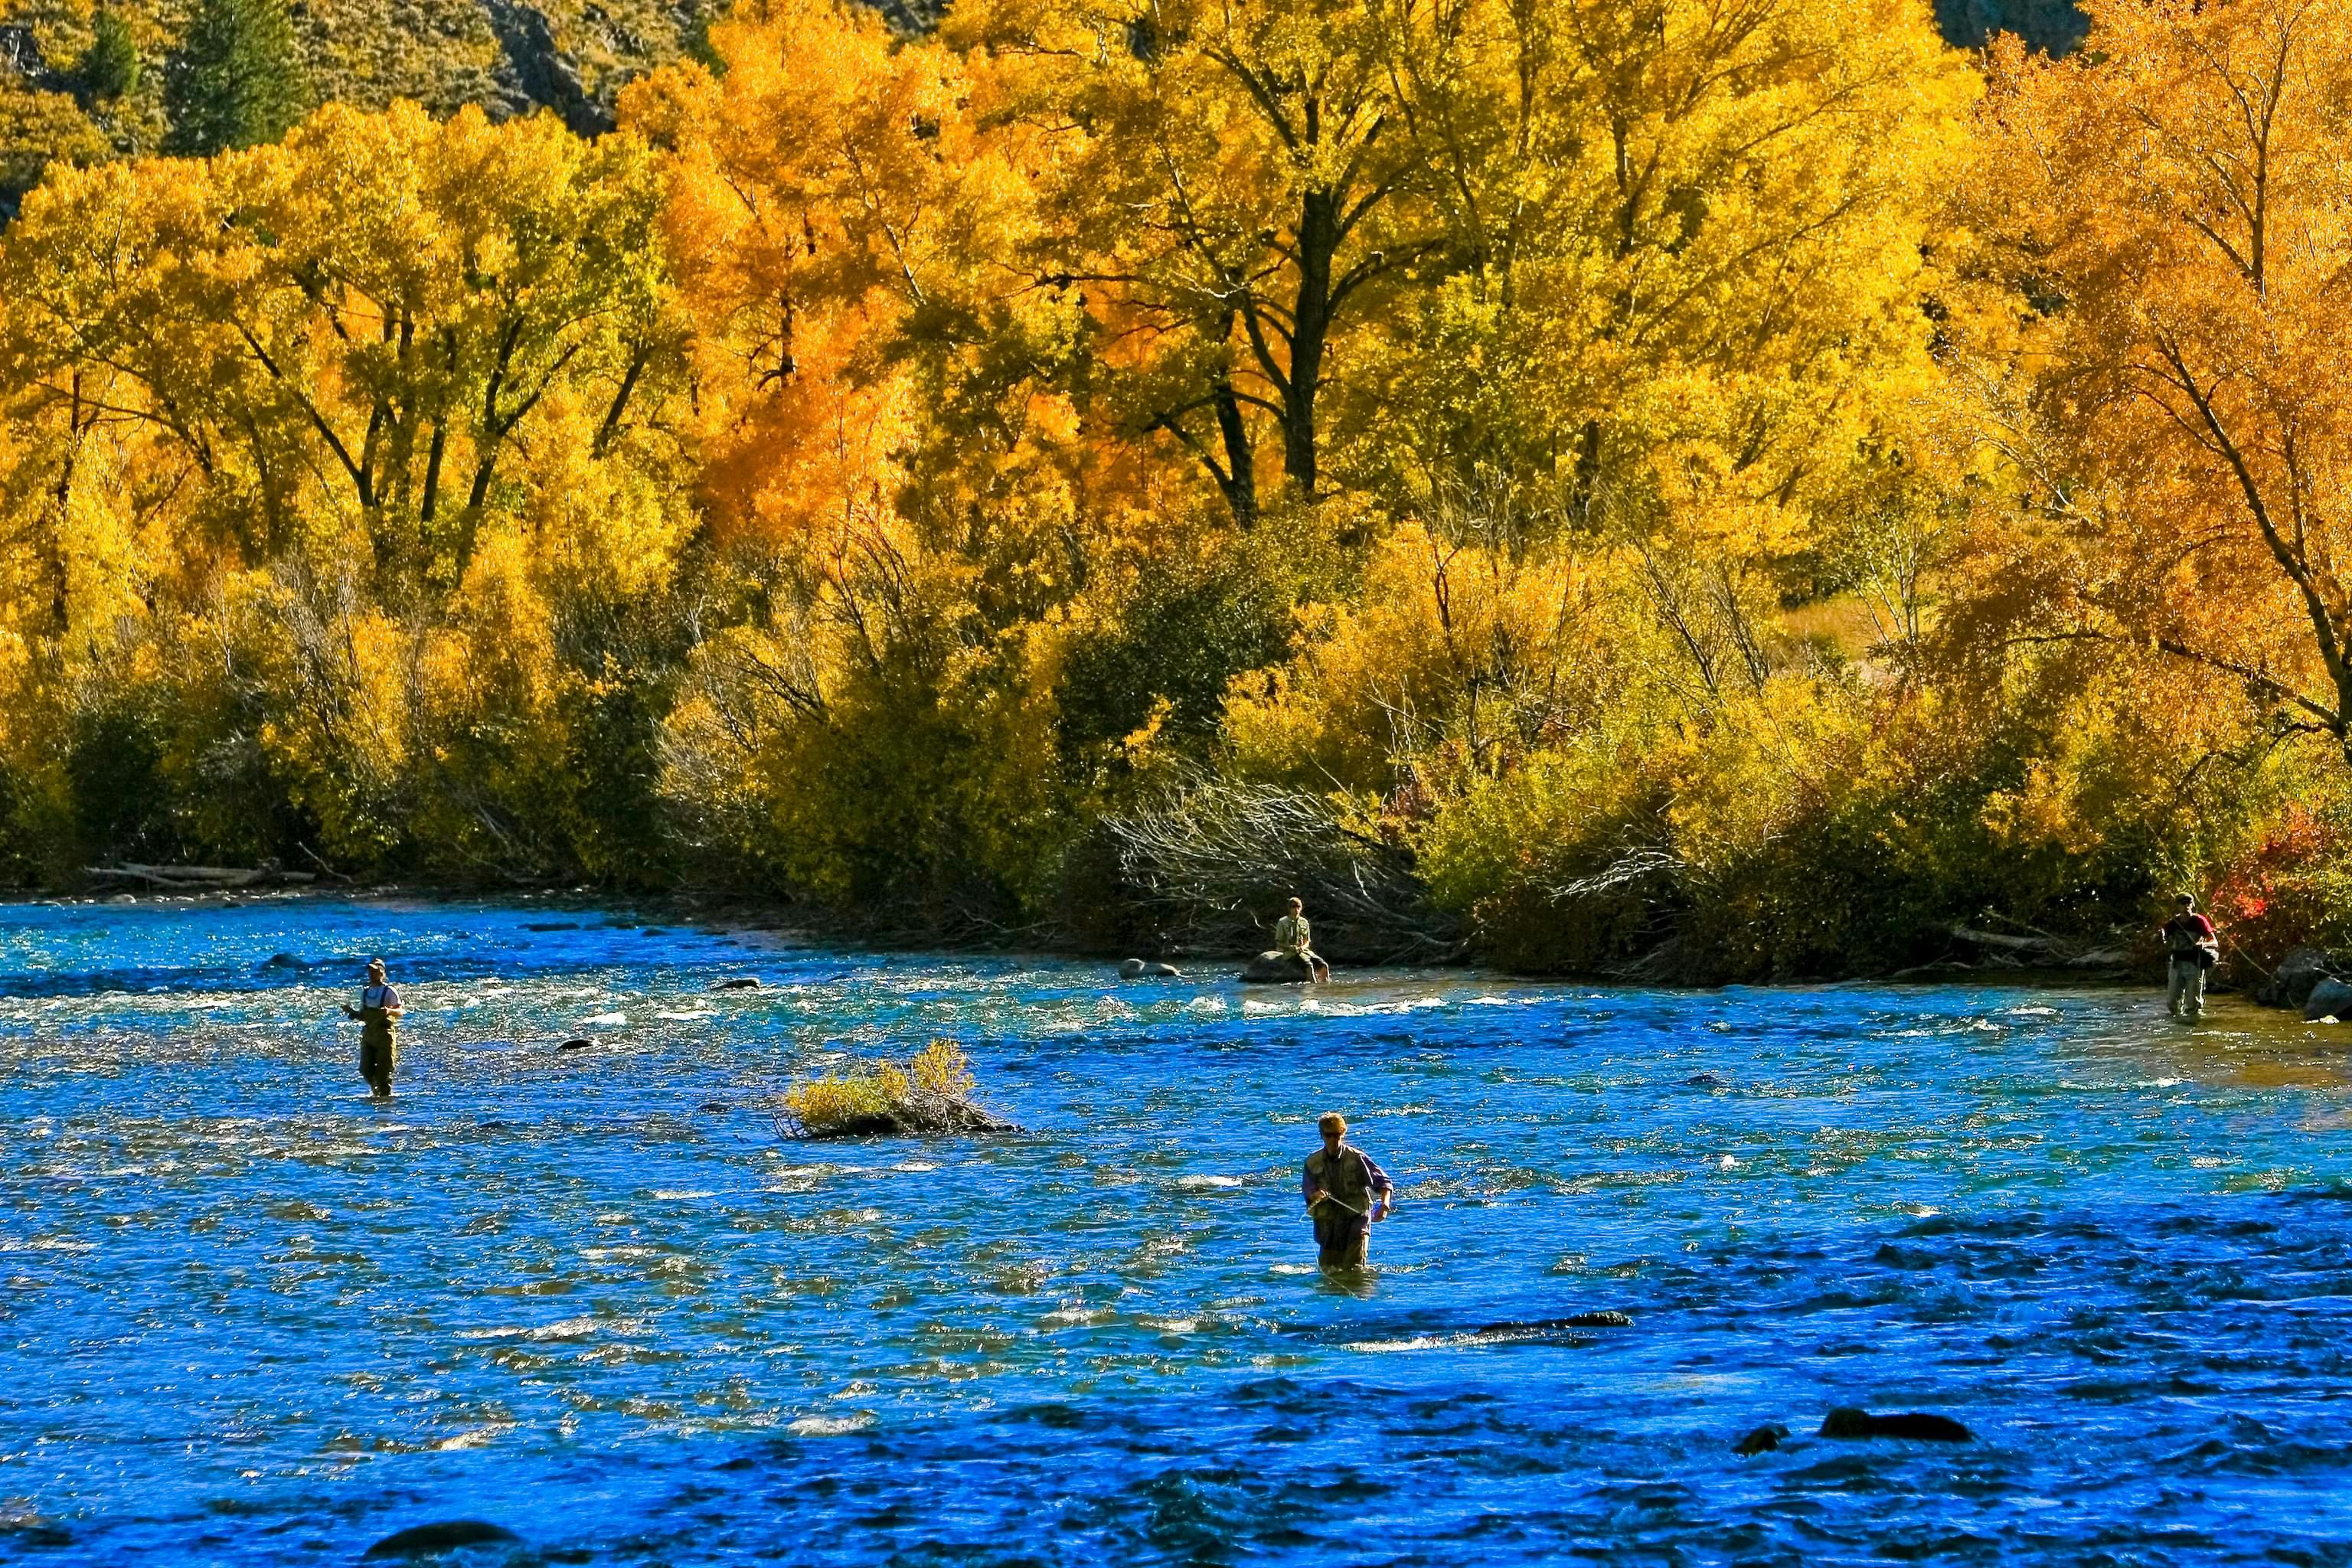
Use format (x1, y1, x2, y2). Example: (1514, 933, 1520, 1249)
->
(1240, 951, 1315, 985)
(481, 0, 606, 135)
(0, 24, 46, 80)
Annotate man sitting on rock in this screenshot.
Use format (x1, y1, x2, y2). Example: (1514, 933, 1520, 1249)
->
(1273, 897, 1331, 982)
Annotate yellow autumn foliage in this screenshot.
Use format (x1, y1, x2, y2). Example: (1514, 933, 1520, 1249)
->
(0, 0, 2346, 982)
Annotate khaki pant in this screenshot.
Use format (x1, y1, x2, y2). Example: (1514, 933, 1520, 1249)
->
(361, 1027, 397, 1096)
(2167, 957, 2206, 1019)
(1315, 1210, 1368, 1269)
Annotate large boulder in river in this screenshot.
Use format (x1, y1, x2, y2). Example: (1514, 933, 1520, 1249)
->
(1240, 951, 1316, 984)
(1818, 1407, 1972, 1442)
(2305, 977, 2352, 1021)
(2264, 947, 2340, 1009)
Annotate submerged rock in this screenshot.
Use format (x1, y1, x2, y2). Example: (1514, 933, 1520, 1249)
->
(2260, 947, 2337, 1009)
(1818, 1407, 1973, 1442)
(2305, 977, 2352, 1022)
(0, 1508, 70, 1547)
(362, 1520, 521, 1558)
(1474, 1310, 1634, 1337)
(715, 977, 763, 991)
(1684, 1071, 1727, 1087)
(786, 1096, 1018, 1138)
(1240, 951, 1315, 985)
(1119, 959, 1184, 979)
(556, 1038, 593, 1052)
(1734, 1423, 1788, 1456)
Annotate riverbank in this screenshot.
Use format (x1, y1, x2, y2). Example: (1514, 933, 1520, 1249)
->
(11, 877, 2256, 1007)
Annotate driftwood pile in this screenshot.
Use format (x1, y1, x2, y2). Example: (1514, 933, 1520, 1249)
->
(85, 862, 319, 891)
(1098, 778, 1461, 962)
(1889, 922, 2131, 980)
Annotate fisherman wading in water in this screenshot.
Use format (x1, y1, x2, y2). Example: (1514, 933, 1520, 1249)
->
(343, 959, 403, 1099)
(1302, 1112, 1393, 1269)
(2161, 894, 2219, 1021)
(1274, 897, 1331, 982)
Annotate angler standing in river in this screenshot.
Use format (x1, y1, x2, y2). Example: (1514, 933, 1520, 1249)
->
(1303, 1112, 1394, 1269)
(2161, 893, 2220, 1021)
(342, 959, 403, 1099)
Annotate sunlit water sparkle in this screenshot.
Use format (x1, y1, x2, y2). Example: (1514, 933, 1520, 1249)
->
(5, 896, 2352, 1564)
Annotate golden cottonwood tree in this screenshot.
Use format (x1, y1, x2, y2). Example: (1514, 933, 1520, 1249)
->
(1962, 0, 2352, 762)
(624, 1, 1100, 916)
(954, 0, 1445, 523)
(1, 101, 680, 589)
(1368, 0, 1972, 550)
(0, 103, 697, 876)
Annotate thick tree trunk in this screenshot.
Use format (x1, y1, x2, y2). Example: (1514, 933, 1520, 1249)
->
(1282, 188, 1339, 498)
(1213, 377, 1258, 528)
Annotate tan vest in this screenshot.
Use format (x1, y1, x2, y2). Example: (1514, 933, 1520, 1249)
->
(1307, 1145, 1372, 1212)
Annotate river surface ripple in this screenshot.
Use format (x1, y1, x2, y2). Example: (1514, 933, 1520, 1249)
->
(4, 897, 2352, 1565)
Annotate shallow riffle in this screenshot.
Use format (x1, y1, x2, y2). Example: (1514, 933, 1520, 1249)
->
(3, 896, 2351, 1563)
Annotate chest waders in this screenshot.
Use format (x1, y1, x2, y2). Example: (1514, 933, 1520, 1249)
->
(358, 986, 397, 1096)
(1311, 1148, 1372, 1267)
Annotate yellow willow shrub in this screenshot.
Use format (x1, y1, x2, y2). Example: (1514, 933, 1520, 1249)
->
(779, 1043, 982, 1138)
(658, 621, 804, 881)
(756, 624, 1070, 924)
(240, 575, 419, 868)
(409, 528, 570, 877)
(1410, 729, 1676, 972)
(1660, 677, 1884, 886)
(1222, 522, 1669, 795)
(660, 508, 1075, 923)
(0, 625, 70, 881)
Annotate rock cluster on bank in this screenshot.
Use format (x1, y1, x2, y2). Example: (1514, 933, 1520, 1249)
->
(2254, 947, 2352, 1021)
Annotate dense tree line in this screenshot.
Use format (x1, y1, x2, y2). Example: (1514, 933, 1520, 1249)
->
(2, 0, 2344, 978)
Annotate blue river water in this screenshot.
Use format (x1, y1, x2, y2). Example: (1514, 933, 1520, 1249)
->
(5, 895, 2352, 1565)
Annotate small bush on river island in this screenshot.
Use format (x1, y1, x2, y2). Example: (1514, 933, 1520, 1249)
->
(778, 1043, 1011, 1139)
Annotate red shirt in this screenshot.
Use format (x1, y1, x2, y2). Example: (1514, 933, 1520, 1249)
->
(2164, 913, 2214, 951)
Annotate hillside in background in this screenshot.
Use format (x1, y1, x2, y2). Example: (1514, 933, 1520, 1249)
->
(2, 0, 2076, 216)
(1936, 0, 2084, 51)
